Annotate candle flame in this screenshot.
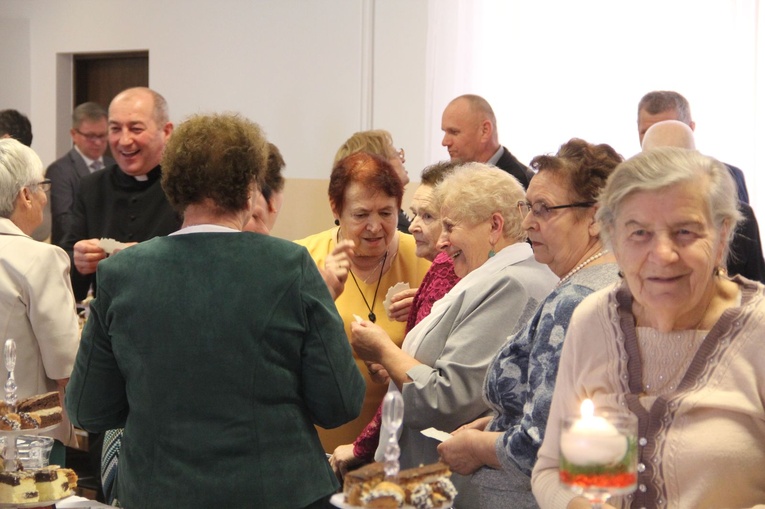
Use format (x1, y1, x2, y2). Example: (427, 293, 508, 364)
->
(580, 399, 594, 418)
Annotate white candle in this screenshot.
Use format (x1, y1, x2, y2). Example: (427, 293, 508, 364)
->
(561, 399, 628, 465)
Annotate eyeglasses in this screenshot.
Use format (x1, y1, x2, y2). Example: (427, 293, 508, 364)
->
(75, 129, 108, 142)
(517, 200, 595, 220)
(32, 179, 52, 193)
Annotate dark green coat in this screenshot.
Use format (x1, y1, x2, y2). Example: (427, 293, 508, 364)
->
(66, 232, 365, 508)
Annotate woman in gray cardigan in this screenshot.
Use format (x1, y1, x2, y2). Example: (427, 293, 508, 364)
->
(350, 164, 557, 508)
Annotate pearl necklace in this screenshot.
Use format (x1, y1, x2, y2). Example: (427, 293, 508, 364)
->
(557, 250, 608, 287)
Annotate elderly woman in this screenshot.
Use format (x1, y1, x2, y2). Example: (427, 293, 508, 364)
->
(65, 114, 364, 509)
(0, 138, 79, 463)
(436, 139, 622, 508)
(244, 142, 286, 235)
(335, 129, 411, 233)
(351, 164, 557, 505)
(329, 160, 461, 477)
(532, 147, 765, 509)
(295, 151, 430, 453)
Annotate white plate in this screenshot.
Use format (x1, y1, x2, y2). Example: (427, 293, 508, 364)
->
(0, 493, 74, 508)
(329, 492, 452, 509)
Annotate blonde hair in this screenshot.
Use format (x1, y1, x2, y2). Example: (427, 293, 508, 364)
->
(334, 130, 394, 165)
(435, 163, 526, 243)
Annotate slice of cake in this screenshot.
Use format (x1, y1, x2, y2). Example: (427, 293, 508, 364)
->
(18, 411, 42, 429)
(344, 462, 385, 506)
(0, 471, 39, 504)
(18, 391, 61, 413)
(58, 467, 78, 492)
(29, 407, 62, 428)
(344, 462, 456, 508)
(0, 413, 21, 431)
(34, 466, 73, 501)
(361, 481, 405, 508)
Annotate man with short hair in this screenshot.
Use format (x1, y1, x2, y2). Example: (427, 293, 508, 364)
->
(62, 87, 181, 301)
(637, 90, 749, 203)
(0, 109, 33, 146)
(641, 119, 765, 283)
(441, 94, 533, 188)
(46, 102, 115, 247)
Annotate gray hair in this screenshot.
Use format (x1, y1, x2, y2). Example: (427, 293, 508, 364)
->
(435, 162, 526, 243)
(637, 91, 692, 125)
(597, 147, 741, 264)
(0, 138, 44, 217)
(72, 101, 108, 128)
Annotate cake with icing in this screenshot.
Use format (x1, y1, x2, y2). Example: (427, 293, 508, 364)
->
(34, 465, 77, 501)
(17, 391, 61, 413)
(0, 471, 39, 503)
(343, 462, 456, 508)
(361, 481, 405, 508)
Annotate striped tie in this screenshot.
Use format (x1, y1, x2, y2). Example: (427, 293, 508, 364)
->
(90, 160, 104, 172)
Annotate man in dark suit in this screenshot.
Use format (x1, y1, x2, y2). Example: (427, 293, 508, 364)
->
(637, 90, 750, 204)
(46, 102, 115, 247)
(440, 94, 534, 188)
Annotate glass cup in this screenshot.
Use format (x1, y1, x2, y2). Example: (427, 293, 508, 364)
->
(559, 411, 638, 508)
(16, 435, 54, 469)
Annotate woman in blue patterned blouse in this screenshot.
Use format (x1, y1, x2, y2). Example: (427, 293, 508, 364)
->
(438, 138, 623, 509)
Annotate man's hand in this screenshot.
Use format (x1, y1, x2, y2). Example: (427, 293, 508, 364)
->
(73, 239, 107, 275)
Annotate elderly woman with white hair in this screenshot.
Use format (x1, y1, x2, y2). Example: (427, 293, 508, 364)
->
(0, 138, 80, 463)
(351, 163, 557, 507)
(532, 147, 765, 509)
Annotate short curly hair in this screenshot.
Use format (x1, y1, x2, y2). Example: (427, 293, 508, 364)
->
(435, 163, 527, 243)
(161, 113, 268, 214)
(328, 152, 403, 214)
(530, 138, 622, 220)
(262, 142, 286, 204)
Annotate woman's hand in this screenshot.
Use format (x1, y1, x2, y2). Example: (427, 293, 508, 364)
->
(452, 415, 492, 434)
(328, 443, 362, 481)
(321, 240, 355, 299)
(364, 361, 390, 384)
(387, 288, 417, 322)
(437, 429, 487, 475)
(350, 321, 393, 363)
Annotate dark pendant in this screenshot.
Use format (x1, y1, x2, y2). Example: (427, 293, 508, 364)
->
(368, 312, 376, 323)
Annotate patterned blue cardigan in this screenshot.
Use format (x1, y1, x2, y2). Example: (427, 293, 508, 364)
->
(484, 263, 620, 477)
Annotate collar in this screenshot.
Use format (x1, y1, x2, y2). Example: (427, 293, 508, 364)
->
(487, 146, 504, 166)
(170, 224, 240, 235)
(0, 217, 28, 237)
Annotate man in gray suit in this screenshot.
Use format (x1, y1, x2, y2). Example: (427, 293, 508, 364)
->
(46, 102, 114, 247)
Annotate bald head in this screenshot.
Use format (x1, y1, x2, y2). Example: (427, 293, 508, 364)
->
(440, 94, 499, 163)
(641, 120, 696, 151)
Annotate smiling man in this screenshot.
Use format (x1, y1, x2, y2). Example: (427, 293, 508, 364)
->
(62, 87, 181, 301)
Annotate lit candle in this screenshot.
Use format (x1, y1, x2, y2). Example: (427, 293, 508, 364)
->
(561, 399, 628, 465)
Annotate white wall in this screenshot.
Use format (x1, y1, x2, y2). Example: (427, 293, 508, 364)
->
(0, 0, 429, 181)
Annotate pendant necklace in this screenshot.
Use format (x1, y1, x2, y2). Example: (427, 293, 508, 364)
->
(348, 250, 388, 323)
